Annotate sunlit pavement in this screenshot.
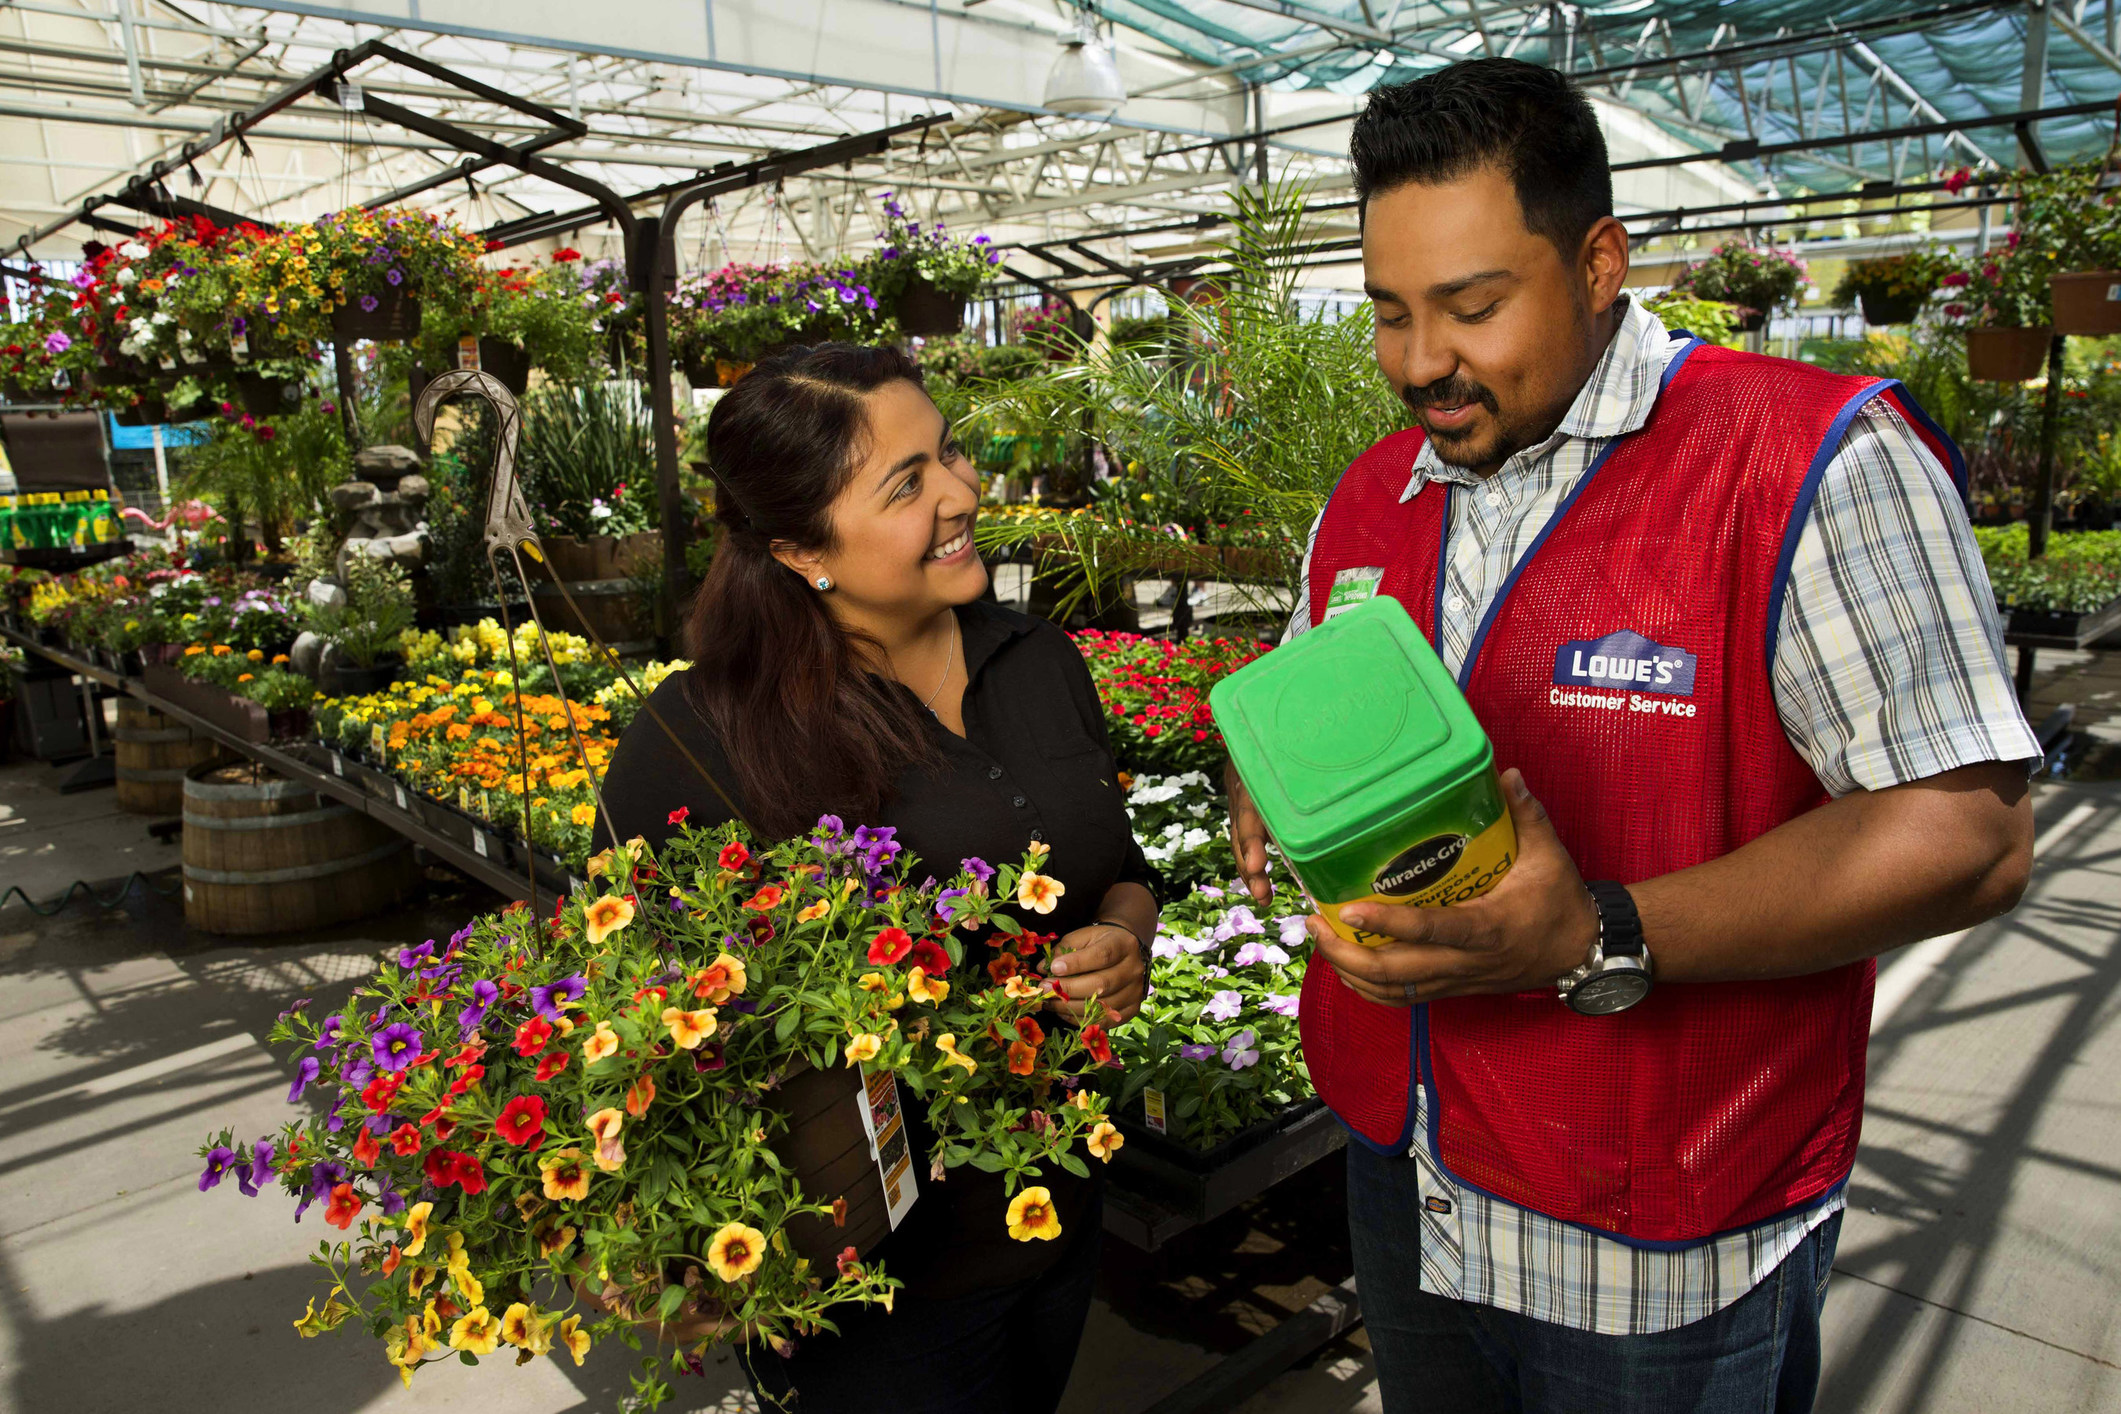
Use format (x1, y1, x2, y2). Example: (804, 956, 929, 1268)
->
(0, 752, 2113, 1414)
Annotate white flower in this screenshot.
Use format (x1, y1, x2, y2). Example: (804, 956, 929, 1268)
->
(115, 267, 136, 286)
(151, 311, 171, 325)
(589, 502, 613, 520)
(118, 241, 149, 260)
(1179, 827, 1212, 852)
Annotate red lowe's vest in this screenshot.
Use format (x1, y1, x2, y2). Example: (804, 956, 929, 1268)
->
(1297, 339, 1964, 1243)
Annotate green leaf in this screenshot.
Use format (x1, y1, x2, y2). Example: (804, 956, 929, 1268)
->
(658, 1283, 686, 1321)
(990, 914, 1023, 936)
(967, 1151, 1007, 1173)
(774, 1006, 800, 1043)
(459, 1352, 480, 1366)
(1058, 1150, 1090, 1179)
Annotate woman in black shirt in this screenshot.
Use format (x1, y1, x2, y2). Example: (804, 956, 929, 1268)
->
(597, 343, 1156, 1414)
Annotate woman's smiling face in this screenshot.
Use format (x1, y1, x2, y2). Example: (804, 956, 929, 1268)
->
(788, 377, 988, 622)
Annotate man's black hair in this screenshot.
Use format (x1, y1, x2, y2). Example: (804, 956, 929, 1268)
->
(1350, 58, 1612, 253)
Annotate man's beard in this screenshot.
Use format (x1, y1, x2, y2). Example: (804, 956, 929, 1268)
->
(1401, 375, 1514, 469)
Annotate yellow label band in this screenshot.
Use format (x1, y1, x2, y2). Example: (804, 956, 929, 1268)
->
(1319, 813, 1518, 947)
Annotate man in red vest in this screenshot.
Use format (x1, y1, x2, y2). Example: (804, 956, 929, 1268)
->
(1228, 58, 2037, 1413)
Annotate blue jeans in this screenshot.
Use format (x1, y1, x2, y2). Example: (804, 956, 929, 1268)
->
(1347, 1142, 1842, 1414)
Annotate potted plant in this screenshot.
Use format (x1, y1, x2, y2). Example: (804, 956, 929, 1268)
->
(1673, 242, 1809, 331)
(866, 192, 1003, 336)
(1641, 290, 1744, 344)
(667, 261, 890, 380)
(420, 249, 602, 394)
(309, 553, 418, 696)
(1940, 238, 2055, 381)
(2015, 159, 2121, 337)
(1835, 248, 1955, 326)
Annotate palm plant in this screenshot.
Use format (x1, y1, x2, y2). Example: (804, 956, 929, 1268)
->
(967, 182, 1404, 626)
(514, 378, 659, 537)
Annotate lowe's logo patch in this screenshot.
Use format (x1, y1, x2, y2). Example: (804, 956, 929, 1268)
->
(1553, 630, 1698, 697)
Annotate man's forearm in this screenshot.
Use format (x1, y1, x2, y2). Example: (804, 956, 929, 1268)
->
(1627, 761, 2033, 984)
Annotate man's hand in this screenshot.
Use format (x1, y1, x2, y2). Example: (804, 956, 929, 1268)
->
(1227, 760, 1274, 906)
(1048, 922, 1146, 1023)
(1308, 770, 1596, 1006)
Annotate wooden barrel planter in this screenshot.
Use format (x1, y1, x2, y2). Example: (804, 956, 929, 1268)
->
(113, 699, 223, 815)
(181, 761, 419, 935)
(528, 533, 661, 645)
(770, 1060, 894, 1267)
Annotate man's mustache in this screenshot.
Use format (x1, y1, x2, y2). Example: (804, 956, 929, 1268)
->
(1401, 376, 1498, 419)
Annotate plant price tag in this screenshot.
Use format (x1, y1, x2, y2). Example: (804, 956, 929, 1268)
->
(394, 784, 409, 811)
(857, 1065, 918, 1229)
(1142, 1087, 1168, 1135)
(371, 723, 385, 755)
(473, 832, 489, 859)
(456, 335, 482, 371)
(331, 753, 344, 778)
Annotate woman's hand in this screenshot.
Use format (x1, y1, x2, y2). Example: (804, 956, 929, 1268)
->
(1047, 922, 1146, 1024)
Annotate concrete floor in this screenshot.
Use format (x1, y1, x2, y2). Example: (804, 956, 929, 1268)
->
(0, 749, 2116, 1413)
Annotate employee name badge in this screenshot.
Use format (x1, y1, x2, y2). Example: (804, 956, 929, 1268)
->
(856, 1065, 918, 1228)
(1323, 567, 1385, 620)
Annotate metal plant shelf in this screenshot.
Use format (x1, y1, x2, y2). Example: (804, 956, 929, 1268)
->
(1102, 1100, 1346, 1253)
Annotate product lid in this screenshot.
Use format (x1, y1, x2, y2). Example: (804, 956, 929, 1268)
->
(1209, 594, 1491, 860)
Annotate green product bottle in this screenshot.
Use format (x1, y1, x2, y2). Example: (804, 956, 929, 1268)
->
(1209, 594, 1516, 947)
(24, 494, 55, 549)
(61, 490, 91, 547)
(89, 488, 118, 543)
(0, 496, 16, 551)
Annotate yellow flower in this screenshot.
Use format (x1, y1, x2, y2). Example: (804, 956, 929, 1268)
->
(569, 802, 596, 827)
(694, 951, 748, 1004)
(1027, 840, 1051, 858)
(582, 1019, 619, 1064)
(706, 1222, 767, 1282)
(500, 1301, 552, 1354)
(844, 1033, 882, 1066)
(857, 971, 889, 993)
(448, 1306, 502, 1355)
(245, 648, 263, 661)
(559, 1314, 590, 1366)
(797, 899, 830, 923)
(933, 1033, 979, 1074)
(445, 1233, 483, 1305)
(1016, 870, 1065, 914)
(662, 1005, 717, 1049)
(1003, 975, 1044, 1001)
(1006, 1186, 1062, 1242)
(587, 1107, 626, 1171)
(1087, 1121, 1124, 1162)
(906, 966, 949, 1004)
(583, 894, 634, 944)
(539, 1148, 590, 1201)
(397, 1199, 434, 1257)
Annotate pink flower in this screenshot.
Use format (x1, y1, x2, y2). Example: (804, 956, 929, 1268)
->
(1942, 272, 1969, 288)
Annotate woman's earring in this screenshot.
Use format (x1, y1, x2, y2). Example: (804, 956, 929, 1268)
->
(814, 575, 832, 591)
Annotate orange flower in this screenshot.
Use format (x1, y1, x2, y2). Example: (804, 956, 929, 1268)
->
(844, 1033, 882, 1066)
(933, 1033, 978, 1074)
(1006, 1186, 1061, 1242)
(743, 884, 784, 912)
(691, 951, 748, 1004)
(583, 895, 634, 944)
(662, 1005, 717, 1049)
(1007, 1039, 1037, 1075)
(586, 1108, 626, 1171)
(707, 1222, 767, 1282)
(324, 1181, 363, 1230)
(797, 899, 830, 923)
(581, 1020, 618, 1064)
(381, 1244, 403, 1276)
(1086, 1121, 1124, 1162)
(857, 971, 888, 993)
(1016, 870, 1065, 914)
(906, 966, 949, 1005)
(624, 1073, 656, 1117)
(1003, 975, 1045, 1001)
(539, 1148, 591, 1201)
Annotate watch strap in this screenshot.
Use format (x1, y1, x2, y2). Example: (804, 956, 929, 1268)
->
(1585, 880, 1645, 960)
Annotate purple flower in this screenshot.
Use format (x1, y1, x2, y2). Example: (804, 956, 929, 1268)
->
(386, 267, 403, 286)
(287, 1055, 321, 1103)
(370, 1021, 423, 1073)
(308, 1160, 349, 1198)
(341, 1051, 374, 1087)
(973, 234, 991, 245)
(1213, 905, 1265, 942)
(1232, 941, 1293, 968)
(961, 857, 994, 886)
(1197, 885, 1226, 900)
(314, 1016, 342, 1050)
(375, 1171, 406, 1216)
(199, 1145, 237, 1191)
(359, 293, 379, 313)
(530, 974, 587, 1022)
(234, 1139, 273, 1197)
(445, 921, 474, 955)
(1222, 1029, 1261, 1070)
(1203, 990, 1243, 1022)
(1277, 915, 1309, 948)
(457, 978, 500, 1035)
(397, 940, 434, 971)
(42, 331, 70, 354)
(1263, 993, 1300, 1018)
(1151, 935, 1184, 960)
(935, 887, 969, 922)
(1179, 1043, 1216, 1061)
(1180, 934, 1218, 956)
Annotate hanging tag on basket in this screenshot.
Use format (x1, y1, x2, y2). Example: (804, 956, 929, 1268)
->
(856, 1065, 918, 1229)
(456, 335, 481, 372)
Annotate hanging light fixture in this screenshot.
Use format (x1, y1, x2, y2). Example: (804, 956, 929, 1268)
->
(1043, 5, 1126, 117)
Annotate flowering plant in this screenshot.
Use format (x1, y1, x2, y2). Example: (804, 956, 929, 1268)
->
(1072, 630, 1265, 777)
(219, 206, 486, 350)
(196, 822, 1120, 1407)
(866, 192, 1002, 303)
(1937, 235, 2053, 328)
(1012, 297, 1082, 360)
(1833, 248, 1957, 308)
(1675, 241, 1809, 317)
(416, 252, 604, 383)
(668, 260, 889, 372)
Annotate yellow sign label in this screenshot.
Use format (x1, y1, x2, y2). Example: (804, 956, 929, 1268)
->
(1318, 812, 1518, 947)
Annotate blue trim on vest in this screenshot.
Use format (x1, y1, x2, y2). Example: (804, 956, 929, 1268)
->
(1763, 379, 1895, 679)
(1432, 484, 1451, 643)
(1883, 381, 1970, 496)
(1455, 433, 1632, 692)
(1410, 1002, 1852, 1248)
(1660, 335, 1706, 389)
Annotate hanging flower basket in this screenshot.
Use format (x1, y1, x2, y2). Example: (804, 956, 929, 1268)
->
(111, 396, 168, 427)
(1731, 306, 1766, 333)
(1858, 289, 1928, 327)
(452, 334, 531, 396)
(896, 276, 966, 336)
(330, 287, 423, 343)
(2050, 272, 2121, 336)
(1965, 326, 2053, 382)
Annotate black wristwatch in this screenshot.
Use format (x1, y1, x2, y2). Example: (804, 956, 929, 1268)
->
(1555, 881, 1653, 1016)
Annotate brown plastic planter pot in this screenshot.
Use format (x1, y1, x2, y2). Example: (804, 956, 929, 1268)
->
(331, 288, 422, 343)
(1966, 326, 2053, 381)
(2051, 272, 2121, 336)
(896, 277, 965, 336)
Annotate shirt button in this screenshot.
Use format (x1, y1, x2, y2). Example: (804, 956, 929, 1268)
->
(1013, 795, 1027, 809)
(1030, 829, 1044, 842)
(987, 766, 1003, 780)
(1485, 492, 1502, 507)
(1447, 595, 1466, 612)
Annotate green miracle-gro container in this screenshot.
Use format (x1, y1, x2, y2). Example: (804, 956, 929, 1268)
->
(1210, 594, 1515, 948)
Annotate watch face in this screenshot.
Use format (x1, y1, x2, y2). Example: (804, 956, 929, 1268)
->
(1570, 970, 1652, 1016)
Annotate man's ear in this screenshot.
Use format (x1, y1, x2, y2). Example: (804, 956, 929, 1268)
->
(1581, 215, 1631, 315)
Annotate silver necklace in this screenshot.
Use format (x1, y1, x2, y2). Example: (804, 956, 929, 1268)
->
(922, 612, 958, 715)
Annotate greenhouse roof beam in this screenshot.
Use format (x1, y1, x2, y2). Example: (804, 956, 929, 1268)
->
(1610, 93, 2113, 174)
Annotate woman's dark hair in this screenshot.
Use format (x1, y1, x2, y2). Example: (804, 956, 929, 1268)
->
(1350, 58, 1611, 255)
(683, 342, 939, 837)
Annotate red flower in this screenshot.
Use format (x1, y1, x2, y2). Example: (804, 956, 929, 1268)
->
(633, 984, 669, 1006)
(324, 1182, 363, 1230)
(446, 1064, 486, 1097)
(1015, 1017, 1046, 1047)
(746, 915, 776, 946)
(513, 1016, 554, 1056)
(987, 953, 1020, 985)
(668, 805, 690, 826)
(350, 1129, 381, 1167)
(743, 884, 785, 911)
(445, 1041, 485, 1069)
(867, 927, 914, 965)
(495, 1094, 548, 1146)
(552, 247, 582, 262)
(361, 1073, 405, 1114)
(837, 1245, 861, 1278)
(717, 841, 751, 871)
(535, 1049, 571, 1082)
(1008, 1040, 1037, 1075)
(907, 939, 951, 975)
(1081, 1024, 1112, 1065)
(422, 1148, 459, 1188)
(389, 1123, 423, 1157)
(453, 1153, 487, 1195)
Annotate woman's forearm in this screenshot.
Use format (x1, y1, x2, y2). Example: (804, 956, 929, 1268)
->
(1093, 881, 1159, 946)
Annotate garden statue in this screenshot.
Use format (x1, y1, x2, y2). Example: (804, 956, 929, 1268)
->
(327, 443, 429, 579)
